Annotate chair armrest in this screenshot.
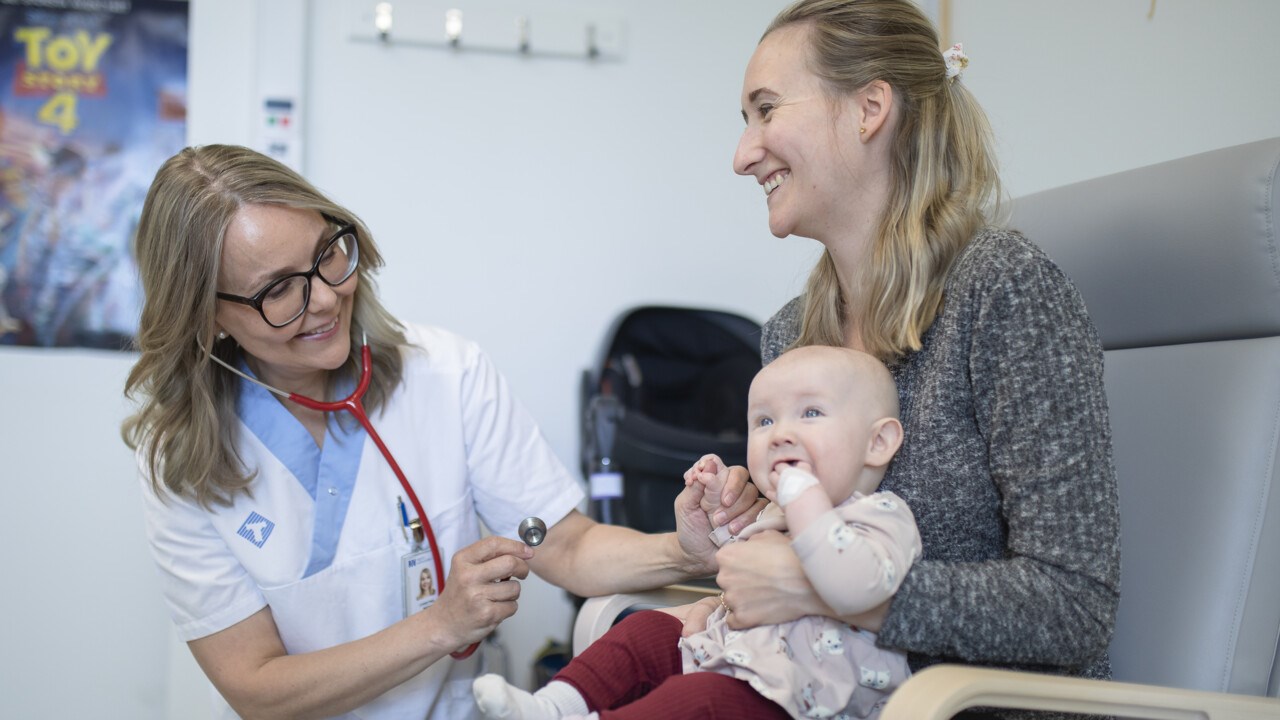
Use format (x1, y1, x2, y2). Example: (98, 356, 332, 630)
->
(572, 584, 720, 657)
(880, 665, 1280, 720)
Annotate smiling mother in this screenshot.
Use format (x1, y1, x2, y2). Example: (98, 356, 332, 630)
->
(698, 2, 1121, 719)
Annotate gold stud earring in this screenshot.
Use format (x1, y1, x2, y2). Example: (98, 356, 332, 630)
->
(859, 126, 867, 135)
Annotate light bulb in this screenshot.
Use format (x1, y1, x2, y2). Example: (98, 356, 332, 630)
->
(374, 2, 393, 37)
(445, 9, 463, 43)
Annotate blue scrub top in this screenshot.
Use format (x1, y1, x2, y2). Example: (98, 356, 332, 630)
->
(237, 364, 367, 578)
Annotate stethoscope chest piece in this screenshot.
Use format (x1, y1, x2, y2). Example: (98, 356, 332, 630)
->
(518, 516, 547, 546)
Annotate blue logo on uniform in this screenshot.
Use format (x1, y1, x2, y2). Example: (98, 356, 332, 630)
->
(238, 512, 275, 548)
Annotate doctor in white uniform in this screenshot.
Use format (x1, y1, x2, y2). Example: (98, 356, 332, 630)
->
(124, 145, 762, 720)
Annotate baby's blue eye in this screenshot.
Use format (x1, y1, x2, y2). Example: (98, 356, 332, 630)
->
(757, 417, 774, 428)
(803, 408, 822, 418)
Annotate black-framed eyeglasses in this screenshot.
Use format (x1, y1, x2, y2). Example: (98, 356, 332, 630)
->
(216, 224, 360, 328)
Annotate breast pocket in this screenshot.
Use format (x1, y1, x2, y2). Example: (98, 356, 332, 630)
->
(260, 541, 402, 656)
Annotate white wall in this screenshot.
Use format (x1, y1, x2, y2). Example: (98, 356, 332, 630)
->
(950, 0, 1280, 198)
(2, 0, 1278, 717)
(0, 348, 172, 717)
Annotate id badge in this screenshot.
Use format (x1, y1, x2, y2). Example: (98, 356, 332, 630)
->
(402, 547, 439, 618)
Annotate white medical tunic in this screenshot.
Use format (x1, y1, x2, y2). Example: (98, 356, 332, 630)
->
(140, 324, 585, 719)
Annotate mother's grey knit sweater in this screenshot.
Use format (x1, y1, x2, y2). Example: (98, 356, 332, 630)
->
(762, 229, 1121, 720)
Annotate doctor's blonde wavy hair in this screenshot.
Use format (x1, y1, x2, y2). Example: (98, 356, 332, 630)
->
(767, 0, 1003, 361)
(122, 145, 406, 508)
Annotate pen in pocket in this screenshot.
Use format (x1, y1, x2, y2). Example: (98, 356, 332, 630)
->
(397, 496, 409, 541)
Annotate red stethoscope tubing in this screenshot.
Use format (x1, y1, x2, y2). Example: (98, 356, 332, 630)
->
(286, 343, 479, 660)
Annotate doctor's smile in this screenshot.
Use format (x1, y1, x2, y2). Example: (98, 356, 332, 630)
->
(297, 317, 341, 341)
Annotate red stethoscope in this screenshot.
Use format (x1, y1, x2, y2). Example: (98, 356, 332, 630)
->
(208, 332, 478, 659)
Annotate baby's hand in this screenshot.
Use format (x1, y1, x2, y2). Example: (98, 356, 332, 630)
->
(685, 454, 736, 545)
(684, 454, 730, 505)
(683, 454, 725, 485)
(775, 466, 820, 507)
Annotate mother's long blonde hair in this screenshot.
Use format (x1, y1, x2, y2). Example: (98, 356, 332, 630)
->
(122, 145, 405, 508)
(768, 0, 1002, 361)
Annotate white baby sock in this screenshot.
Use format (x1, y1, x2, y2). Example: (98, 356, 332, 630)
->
(473, 674, 589, 719)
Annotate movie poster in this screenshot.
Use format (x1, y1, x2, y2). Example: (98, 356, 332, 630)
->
(0, 0, 187, 349)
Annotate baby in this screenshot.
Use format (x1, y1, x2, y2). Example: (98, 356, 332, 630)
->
(474, 346, 921, 720)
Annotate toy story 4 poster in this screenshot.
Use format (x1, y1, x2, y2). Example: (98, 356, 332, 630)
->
(0, 0, 186, 349)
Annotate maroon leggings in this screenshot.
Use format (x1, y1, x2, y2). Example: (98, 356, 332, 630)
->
(553, 610, 791, 720)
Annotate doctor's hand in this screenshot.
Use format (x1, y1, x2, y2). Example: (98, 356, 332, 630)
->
(674, 465, 763, 576)
(432, 536, 533, 653)
(702, 464, 767, 535)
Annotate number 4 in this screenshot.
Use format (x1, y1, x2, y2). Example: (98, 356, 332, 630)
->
(38, 91, 78, 135)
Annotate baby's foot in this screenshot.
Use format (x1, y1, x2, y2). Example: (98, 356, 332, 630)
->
(473, 674, 561, 720)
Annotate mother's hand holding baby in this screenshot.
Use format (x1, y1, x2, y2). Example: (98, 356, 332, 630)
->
(679, 482, 892, 638)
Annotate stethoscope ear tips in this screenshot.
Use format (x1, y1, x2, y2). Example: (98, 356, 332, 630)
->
(518, 516, 547, 547)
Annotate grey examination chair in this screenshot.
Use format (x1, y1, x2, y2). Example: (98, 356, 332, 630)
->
(573, 137, 1280, 718)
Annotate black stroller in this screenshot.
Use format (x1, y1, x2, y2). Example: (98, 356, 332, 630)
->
(580, 306, 763, 534)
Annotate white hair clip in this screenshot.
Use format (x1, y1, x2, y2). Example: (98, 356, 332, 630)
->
(943, 42, 969, 81)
